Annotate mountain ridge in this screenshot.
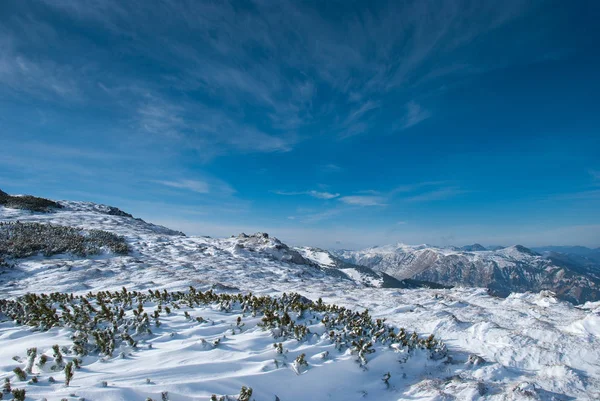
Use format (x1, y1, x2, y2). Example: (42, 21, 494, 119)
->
(333, 243, 600, 304)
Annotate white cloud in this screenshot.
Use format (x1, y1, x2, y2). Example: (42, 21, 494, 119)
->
(0, 39, 81, 101)
(403, 187, 467, 202)
(308, 190, 340, 199)
(321, 164, 343, 173)
(274, 190, 340, 199)
(397, 101, 432, 131)
(135, 95, 296, 157)
(338, 195, 387, 206)
(154, 179, 210, 193)
(390, 181, 449, 194)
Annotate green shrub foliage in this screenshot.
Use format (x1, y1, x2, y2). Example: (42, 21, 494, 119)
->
(0, 222, 129, 265)
(0, 189, 62, 212)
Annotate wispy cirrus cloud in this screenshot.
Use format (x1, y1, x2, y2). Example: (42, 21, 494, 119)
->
(1, 0, 548, 159)
(0, 33, 82, 101)
(390, 181, 449, 194)
(395, 101, 432, 131)
(339, 196, 387, 206)
(403, 186, 468, 202)
(353, 181, 466, 205)
(154, 179, 210, 194)
(320, 164, 343, 173)
(154, 178, 235, 196)
(273, 190, 340, 200)
(135, 95, 296, 158)
(276, 181, 467, 225)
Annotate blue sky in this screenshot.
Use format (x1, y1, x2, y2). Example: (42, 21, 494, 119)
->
(1, 0, 599, 248)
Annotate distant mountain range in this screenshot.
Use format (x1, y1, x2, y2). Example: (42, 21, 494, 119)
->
(332, 243, 600, 304)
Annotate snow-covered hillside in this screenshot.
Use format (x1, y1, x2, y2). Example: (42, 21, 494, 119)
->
(1, 197, 600, 400)
(334, 243, 600, 304)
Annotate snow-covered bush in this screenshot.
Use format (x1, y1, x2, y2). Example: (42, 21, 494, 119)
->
(12, 367, 27, 381)
(0, 189, 62, 212)
(0, 222, 130, 262)
(0, 287, 447, 398)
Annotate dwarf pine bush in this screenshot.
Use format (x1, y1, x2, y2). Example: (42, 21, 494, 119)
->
(12, 367, 27, 381)
(64, 361, 74, 386)
(0, 222, 129, 261)
(3, 378, 11, 393)
(11, 388, 26, 401)
(37, 354, 48, 368)
(238, 386, 253, 401)
(0, 287, 448, 398)
(293, 353, 309, 375)
(25, 347, 37, 373)
(273, 342, 283, 354)
(0, 189, 62, 212)
(52, 345, 63, 367)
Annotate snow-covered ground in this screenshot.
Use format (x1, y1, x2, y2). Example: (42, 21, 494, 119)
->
(1, 202, 600, 400)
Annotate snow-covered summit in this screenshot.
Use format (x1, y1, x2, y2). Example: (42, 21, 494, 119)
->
(227, 232, 313, 265)
(1, 199, 185, 237)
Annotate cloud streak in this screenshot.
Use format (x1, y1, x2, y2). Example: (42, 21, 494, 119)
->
(339, 196, 387, 206)
(154, 179, 210, 194)
(403, 187, 468, 202)
(274, 190, 340, 200)
(397, 101, 432, 130)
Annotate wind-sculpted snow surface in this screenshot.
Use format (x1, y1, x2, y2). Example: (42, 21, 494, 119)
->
(1, 202, 600, 399)
(0, 289, 446, 401)
(334, 243, 600, 304)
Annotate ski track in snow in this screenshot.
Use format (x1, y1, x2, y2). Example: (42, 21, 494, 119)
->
(1, 203, 600, 400)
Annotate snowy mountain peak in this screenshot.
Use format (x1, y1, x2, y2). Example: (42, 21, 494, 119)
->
(229, 232, 312, 265)
(461, 243, 487, 252)
(334, 242, 600, 304)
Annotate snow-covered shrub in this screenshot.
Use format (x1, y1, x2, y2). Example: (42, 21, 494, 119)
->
(25, 348, 36, 374)
(11, 388, 26, 401)
(0, 189, 62, 212)
(3, 378, 11, 394)
(238, 386, 253, 401)
(0, 287, 448, 398)
(64, 361, 74, 386)
(12, 367, 27, 381)
(0, 222, 130, 261)
(292, 353, 308, 374)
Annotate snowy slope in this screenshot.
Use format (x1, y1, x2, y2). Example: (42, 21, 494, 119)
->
(334, 243, 600, 304)
(1, 199, 600, 400)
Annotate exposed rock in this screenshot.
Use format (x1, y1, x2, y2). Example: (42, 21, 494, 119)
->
(466, 354, 486, 366)
(512, 381, 539, 399)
